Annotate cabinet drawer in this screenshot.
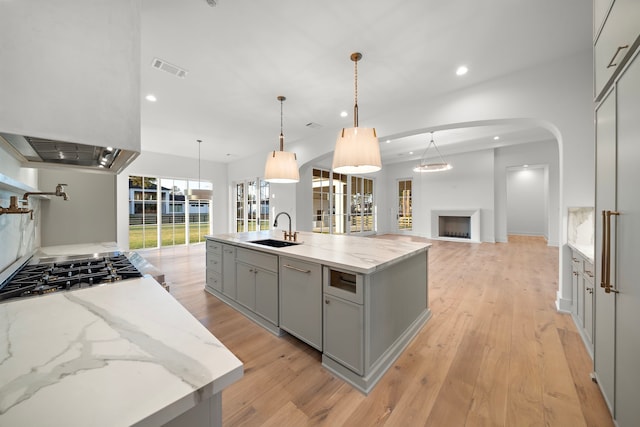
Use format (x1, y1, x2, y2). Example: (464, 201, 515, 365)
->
(323, 267, 363, 304)
(236, 248, 278, 273)
(206, 240, 223, 255)
(206, 270, 222, 292)
(583, 261, 595, 283)
(207, 253, 222, 274)
(594, 0, 640, 99)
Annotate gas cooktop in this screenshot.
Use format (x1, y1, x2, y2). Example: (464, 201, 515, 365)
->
(0, 253, 144, 302)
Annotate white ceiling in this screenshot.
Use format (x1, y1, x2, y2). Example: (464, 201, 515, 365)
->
(140, 0, 592, 165)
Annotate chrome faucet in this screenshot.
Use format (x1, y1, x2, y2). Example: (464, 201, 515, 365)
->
(23, 183, 70, 202)
(273, 211, 297, 241)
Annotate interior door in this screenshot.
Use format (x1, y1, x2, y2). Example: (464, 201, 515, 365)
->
(594, 85, 616, 413)
(613, 51, 640, 427)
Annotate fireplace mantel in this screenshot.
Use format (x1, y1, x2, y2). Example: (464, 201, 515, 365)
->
(431, 209, 481, 243)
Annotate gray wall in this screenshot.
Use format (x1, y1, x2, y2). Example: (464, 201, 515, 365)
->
(494, 139, 559, 245)
(506, 167, 547, 237)
(39, 169, 116, 247)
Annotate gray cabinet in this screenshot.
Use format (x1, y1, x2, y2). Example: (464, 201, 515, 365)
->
(594, 0, 640, 100)
(323, 294, 363, 375)
(594, 36, 640, 424)
(222, 245, 236, 298)
(235, 248, 279, 326)
(570, 249, 594, 353)
(279, 257, 322, 350)
(206, 240, 222, 293)
(323, 267, 364, 375)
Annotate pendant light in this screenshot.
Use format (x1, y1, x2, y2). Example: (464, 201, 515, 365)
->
(188, 139, 213, 200)
(413, 132, 452, 173)
(264, 96, 300, 183)
(332, 52, 382, 174)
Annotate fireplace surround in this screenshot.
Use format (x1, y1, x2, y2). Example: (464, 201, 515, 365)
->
(431, 209, 481, 242)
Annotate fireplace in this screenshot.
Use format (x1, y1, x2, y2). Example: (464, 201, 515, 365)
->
(431, 209, 481, 242)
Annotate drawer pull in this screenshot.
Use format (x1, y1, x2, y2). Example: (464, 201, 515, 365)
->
(325, 299, 330, 304)
(585, 270, 594, 278)
(283, 264, 311, 274)
(607, 45, 629, 69)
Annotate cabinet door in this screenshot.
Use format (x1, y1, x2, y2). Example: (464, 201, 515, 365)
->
(594, 0, 640, 98)
(236, 262, 255, 310)
(571, 255, 581, 320)
(594, 86, 616, 413)
(613, 51, 640, 427)
(206, 270, 222, 292)
(222, 245, 236, 298)
(584, 269, 594, 344)
(255, 270, 278, 325)
(280, 258, 322, 350)
(323, 294, 363, 375)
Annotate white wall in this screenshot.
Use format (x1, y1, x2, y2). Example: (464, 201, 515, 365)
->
(38, 169, 117, 247)
(0, 145, 40, 272)
(495, 140, 560, 245)
(117, 151, 229, 249)
(382, 149, 496, 242)
(0, 0, 141, 152)
(506, 167, 547, 237)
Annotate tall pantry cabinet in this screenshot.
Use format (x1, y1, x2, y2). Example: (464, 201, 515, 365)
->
(593, 1, 640, 426)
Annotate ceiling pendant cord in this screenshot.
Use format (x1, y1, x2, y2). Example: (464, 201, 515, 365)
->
(431, 133, 448, 165)
(279, 95, 285, 152)
(198, 139, 202, 186)
(352, 52, 361, 128)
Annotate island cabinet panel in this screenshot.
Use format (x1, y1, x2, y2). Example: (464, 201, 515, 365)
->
(235, 248, 279, 327)
(222, 244, 236, 298)
(323, 293, 364, 375)
(367, 251, 428, 364)
(280, 257, 323, 350)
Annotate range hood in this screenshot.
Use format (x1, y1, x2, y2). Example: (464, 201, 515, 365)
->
(0, 132, 139, 174)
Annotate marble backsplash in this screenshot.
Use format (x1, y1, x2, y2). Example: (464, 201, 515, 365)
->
(567, 206, 594, 260)
(0, 189, 39, 274)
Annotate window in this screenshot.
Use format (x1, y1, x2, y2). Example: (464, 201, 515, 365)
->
(234, 178, 270, 232)
(312, 168, 375, 235)
(129, 175, 212, 249)
(397, 179, 412, 231)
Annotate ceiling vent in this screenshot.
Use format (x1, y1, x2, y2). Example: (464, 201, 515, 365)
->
(151, 58, 188, 78)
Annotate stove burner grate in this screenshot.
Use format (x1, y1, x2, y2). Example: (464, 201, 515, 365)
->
(0, 254, 143, 301)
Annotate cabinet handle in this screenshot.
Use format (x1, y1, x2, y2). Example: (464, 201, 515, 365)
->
(325, 299, 330, 304)
(602, 210, 620, 294)
(572, 257, 579, 262)
(586, 287, 593, 294)
(585, 270, 593, 278)
(607, 45, 629, 69)
(283, 264, 311, 274)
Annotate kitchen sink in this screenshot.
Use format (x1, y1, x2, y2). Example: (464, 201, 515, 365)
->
(248, 239, 301, 248)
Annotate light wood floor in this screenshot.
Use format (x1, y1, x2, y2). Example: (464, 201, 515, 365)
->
(139, 235, 613, 426)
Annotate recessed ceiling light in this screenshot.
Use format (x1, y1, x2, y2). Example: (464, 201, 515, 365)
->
(145, 94, 157, 102)
(340, 111, 348, 118)
(409, 151, 414, 155)
(493, 136, 500, 140)
(456, 66, 468, 76)
(523, 164, 529, 168)
(386, 140, 391, 144)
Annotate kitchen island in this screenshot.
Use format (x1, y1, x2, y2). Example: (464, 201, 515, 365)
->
(0, 277, 242, 427)
(205, 231, 431, 394)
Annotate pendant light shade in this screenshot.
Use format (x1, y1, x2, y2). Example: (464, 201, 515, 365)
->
(332, 52, 381, 174)
(264, 96, 299, 183)
(413, 132, 452, 173)
(188, 139, 213, 200)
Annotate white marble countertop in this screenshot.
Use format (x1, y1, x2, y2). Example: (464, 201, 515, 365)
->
(206, 231, 430, 274)
(0, 277, 243, 427)
(568, 242, 594, 264)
